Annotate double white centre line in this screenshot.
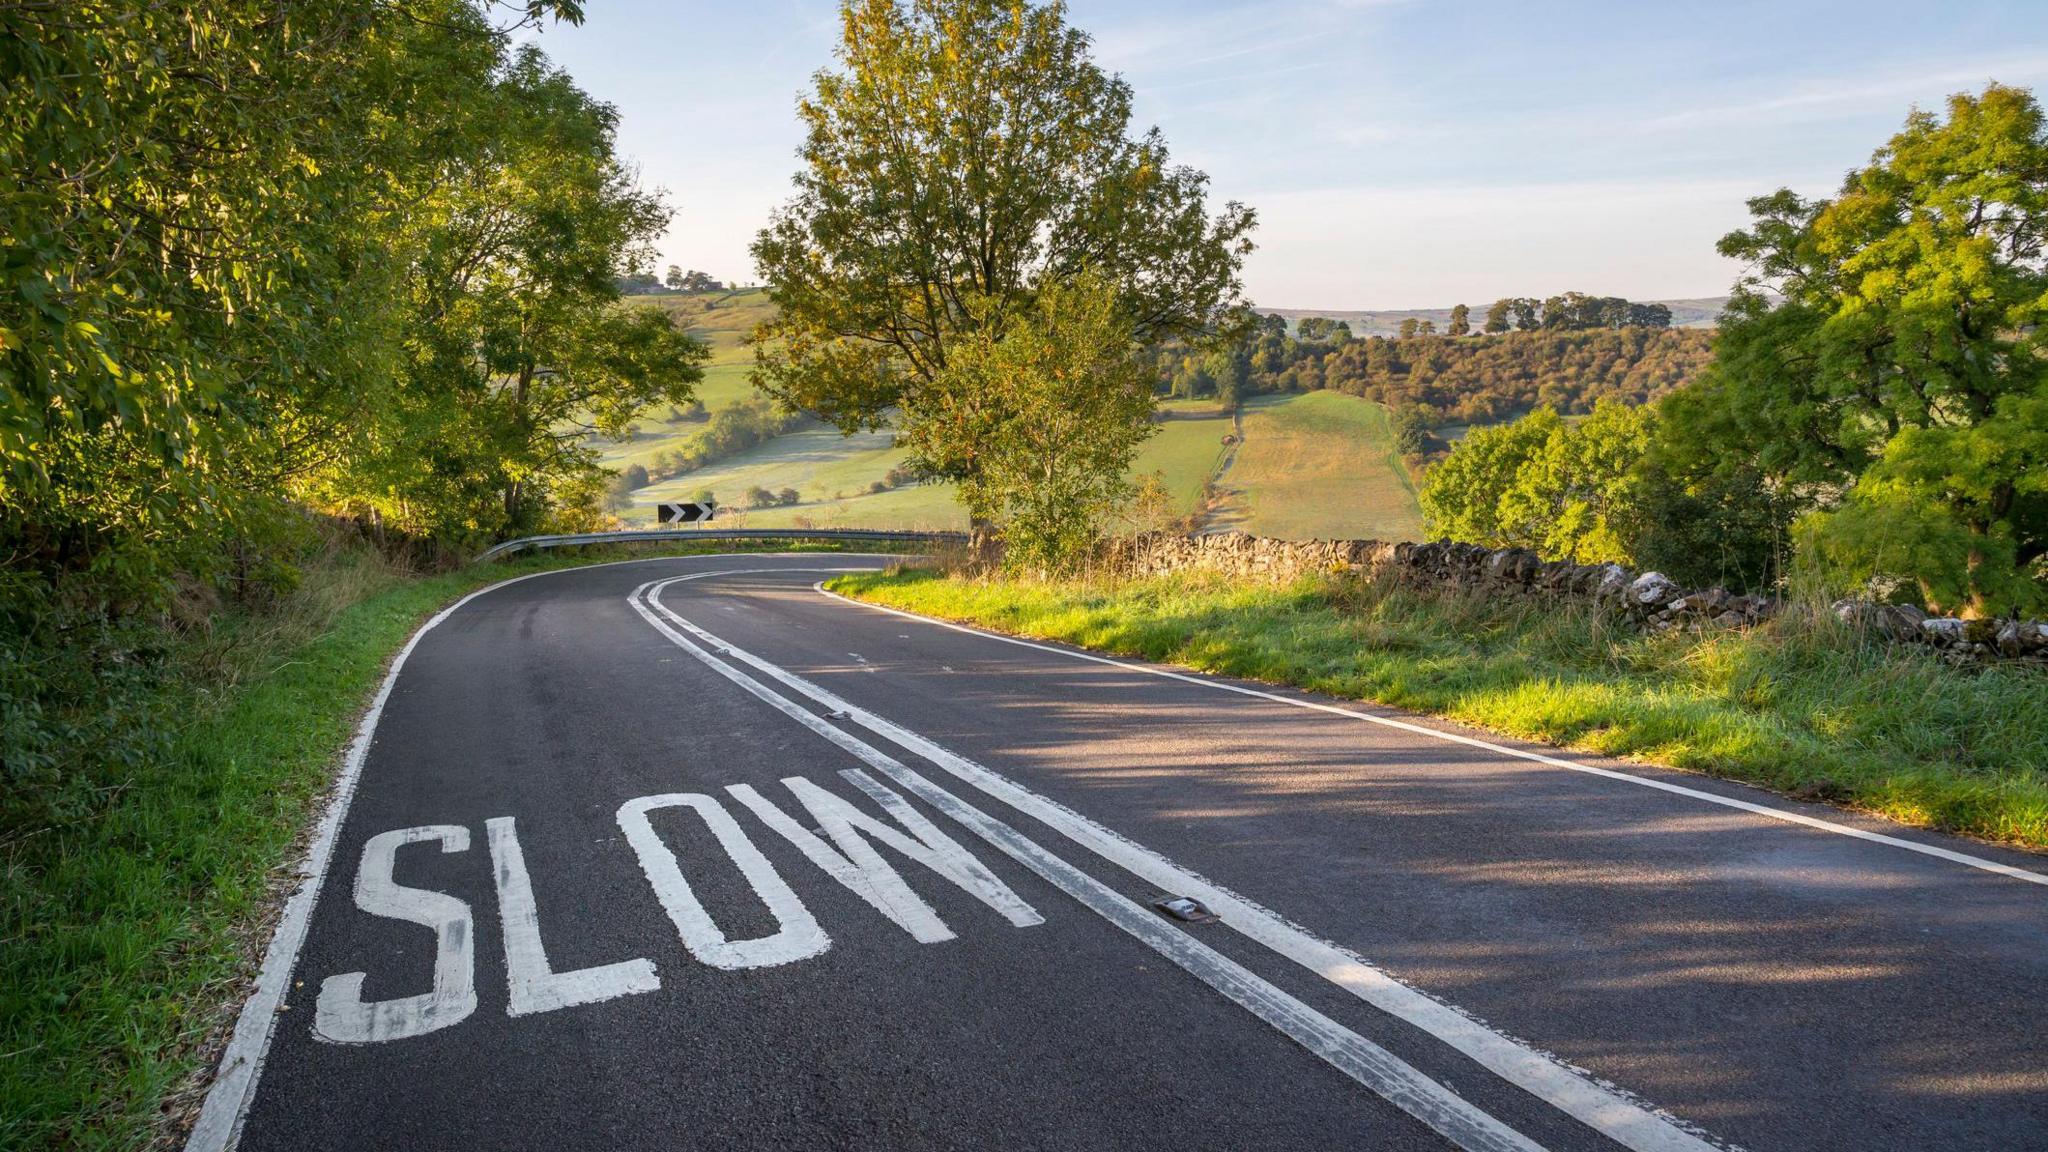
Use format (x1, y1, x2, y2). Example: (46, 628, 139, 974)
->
(631, 573, 1728, 1152)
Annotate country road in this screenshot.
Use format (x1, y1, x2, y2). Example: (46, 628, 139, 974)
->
(189, 552, 2048, 1152)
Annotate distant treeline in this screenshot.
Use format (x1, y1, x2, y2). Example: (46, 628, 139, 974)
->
(1155, 321, 1713, 426)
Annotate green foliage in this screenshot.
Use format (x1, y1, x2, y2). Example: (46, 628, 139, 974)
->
(1, 0, 698, 856)
(646, 397, 805, 481)
(750, 0, 1254, 504)
(1483, 299, 1512, 334)
(1664, 83, 2048, 612)
(900, 276, 1157, 567)
(1628, 464, 1793, 591)
(1389, 405, 1431, 456)
(1420, 409, 1563, 548)
(316, 46, 706, 539)
(1420, 401, 1651, 563)
(1446, 303, 1471, 337)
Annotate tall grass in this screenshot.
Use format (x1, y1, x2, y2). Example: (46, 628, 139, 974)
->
(829, 565, 2048, 849)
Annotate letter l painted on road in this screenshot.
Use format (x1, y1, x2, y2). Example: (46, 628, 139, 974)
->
(486, 816, 660, 1016)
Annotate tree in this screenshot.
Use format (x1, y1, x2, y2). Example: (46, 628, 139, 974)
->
(1418, 320, 1437, 336)
(333, 46, 707, 536)
(750, 0, 1255, 521)
(1447, 303, 1470, 337)
(1497, 400, 1652, 563)
(1484, 299, 1512, 334)
(1510, 297, 1542, 331)
(1389, 405, 1430, 456)
(1420, 403, 1651, 563)
(1658, 83, 2048, 612)
(1258, 312, 1289, 337)
(665, 264, 685, 290)
(1419, 410, 1561, 547)
(1398, 317, 1420, 339)
(1626, 302, 1673, 328)
(1205, 347, 1250, 406)
(898, 275, 1157, 567)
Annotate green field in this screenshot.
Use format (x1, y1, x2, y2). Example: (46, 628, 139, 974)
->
(1207, 391, 1423, 541)
(591, 290, 779, 473)
(618, 398, 1236, 532)
(595, 293, 1422, 540)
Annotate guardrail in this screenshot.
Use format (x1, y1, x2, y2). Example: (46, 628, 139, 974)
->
(472, 527, 969, 564)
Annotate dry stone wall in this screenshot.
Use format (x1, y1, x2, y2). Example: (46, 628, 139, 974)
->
(1098, 532, 2048, 666)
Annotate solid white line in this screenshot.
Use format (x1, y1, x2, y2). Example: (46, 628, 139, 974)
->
(183, 553, 890, 1152)
(814, 585, 2048, 889)
(648, 581, 1727, 1152)
(631, 576, 1548, 1152)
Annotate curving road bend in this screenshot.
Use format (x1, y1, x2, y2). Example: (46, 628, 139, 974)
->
(189, 553, 2048, 1152)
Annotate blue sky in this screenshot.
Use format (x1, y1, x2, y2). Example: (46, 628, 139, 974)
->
(528, 1, 2048, 309)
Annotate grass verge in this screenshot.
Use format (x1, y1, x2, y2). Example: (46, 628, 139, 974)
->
(0, 538, 857, 1150)
(827, 565, 2048, 851)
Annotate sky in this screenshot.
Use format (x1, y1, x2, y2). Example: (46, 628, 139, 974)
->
(525, 1, 2048, 310)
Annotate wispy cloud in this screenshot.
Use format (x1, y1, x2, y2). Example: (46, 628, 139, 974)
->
(1635, 53, 2048, 131)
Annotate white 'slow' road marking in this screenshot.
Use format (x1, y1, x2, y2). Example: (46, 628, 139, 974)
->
(486, 816, 660, 1017)
(632, 576, 1549, 1152)
(185, 557, 891, 1152)
(730, 776, 1043, 942)
(617, 792, 830, 970)
(644, 574, 1729, 1152)
(313, 826, 478, 1045)
(817, 584, 2048, 891)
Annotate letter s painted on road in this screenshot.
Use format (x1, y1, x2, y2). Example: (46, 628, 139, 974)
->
(314, 826, 477, 1044)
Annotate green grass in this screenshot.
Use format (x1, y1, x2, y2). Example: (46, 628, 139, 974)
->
(616, 404, 1236, 531)
(601, 296, 1417, 540)
(1209, 392, 1423, 540)
(593, 290, 780, 472)
(1131, 411, 1234, 515)
(828, 566, 2048, 851)
(0, 537, 862, 1150)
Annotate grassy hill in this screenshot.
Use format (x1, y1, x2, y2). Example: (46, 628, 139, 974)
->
(1206, 392, 1424, 541)
(618, 398, 1238, 531)
(598, 291, 1431, 540)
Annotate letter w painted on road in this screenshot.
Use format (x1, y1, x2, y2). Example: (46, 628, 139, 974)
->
(730, 771, 1044, 943)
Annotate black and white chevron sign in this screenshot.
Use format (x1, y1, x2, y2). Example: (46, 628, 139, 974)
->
(656, 501, 715, 524)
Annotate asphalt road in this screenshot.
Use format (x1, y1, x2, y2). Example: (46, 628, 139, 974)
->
(189, 552, 2048, 1152)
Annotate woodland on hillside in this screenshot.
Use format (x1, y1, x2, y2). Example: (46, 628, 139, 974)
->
(1153, 324, 1713, 425)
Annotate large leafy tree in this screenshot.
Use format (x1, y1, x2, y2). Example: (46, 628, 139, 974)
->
(1420, 402, 1650, 564)
(1657, 83, 2048, 612)
(318, 46, 706, 537)
(901, 274, 1155, 565)
(0, 0, 611, 580)
(750, 0, 1255, 502)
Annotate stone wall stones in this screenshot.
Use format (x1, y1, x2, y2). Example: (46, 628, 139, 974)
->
(1096, 531, 2046, 666)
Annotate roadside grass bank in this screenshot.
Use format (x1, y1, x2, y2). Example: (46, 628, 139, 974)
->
(827, 566, 2048, 852)
(0, 538, 861, 1150)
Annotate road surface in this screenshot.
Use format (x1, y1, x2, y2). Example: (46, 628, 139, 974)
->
(188, 553, 2048, 1152)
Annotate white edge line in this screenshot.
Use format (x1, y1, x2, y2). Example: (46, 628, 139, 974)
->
(652, 583, 1726, 1152)
(181, 553, 893, 1152)
(811, 583, 2048, 889)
